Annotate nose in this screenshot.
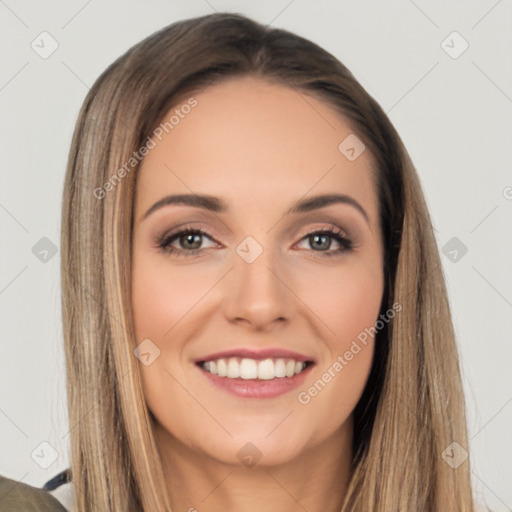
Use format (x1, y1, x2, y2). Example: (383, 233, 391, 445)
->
(222, 245, 293, 331)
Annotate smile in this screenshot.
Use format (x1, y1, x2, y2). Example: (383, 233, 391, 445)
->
(199, 357, 312, 380)
(196, 357, 315, 399)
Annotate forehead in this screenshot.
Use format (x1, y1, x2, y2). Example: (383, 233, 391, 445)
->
(135, 76, 377, 219)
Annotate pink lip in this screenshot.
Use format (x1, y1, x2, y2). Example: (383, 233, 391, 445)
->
(194, 347, 315, 363)
(197, 362, 314, 399)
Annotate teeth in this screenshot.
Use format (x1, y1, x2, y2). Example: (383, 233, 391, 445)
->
(200, 357, 309, 379)
(217, 358, 227, 377)
(240, 358, 258, 379)
(227, 358, 240, 378)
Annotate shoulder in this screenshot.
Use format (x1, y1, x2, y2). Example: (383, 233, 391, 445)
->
(0, 473, 68, 511)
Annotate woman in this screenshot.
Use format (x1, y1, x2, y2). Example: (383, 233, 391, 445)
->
(51, 11, 474, 511)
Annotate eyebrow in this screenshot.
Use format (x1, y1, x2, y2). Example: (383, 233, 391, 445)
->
(142, 193, 369, 224)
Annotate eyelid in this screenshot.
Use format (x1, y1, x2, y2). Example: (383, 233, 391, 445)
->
(298, 223, 350, 239)
(157, 221, 351, 243)
(157, 221, 218, 240)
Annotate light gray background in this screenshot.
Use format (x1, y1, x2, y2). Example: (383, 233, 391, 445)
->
(1, 1, 511, 510)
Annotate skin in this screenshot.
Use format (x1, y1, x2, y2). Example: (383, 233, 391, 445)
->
(131, 76, 384, 512)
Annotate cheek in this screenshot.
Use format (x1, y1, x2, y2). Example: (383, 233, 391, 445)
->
(294, 255, 383, 349)
(131, 251, 207, 341)
(131, 254, 205, 444)
(293, 259, 382, 427)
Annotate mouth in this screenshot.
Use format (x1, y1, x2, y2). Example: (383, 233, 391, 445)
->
(195, 357, 315, 380)
(195, 356, 316, 399)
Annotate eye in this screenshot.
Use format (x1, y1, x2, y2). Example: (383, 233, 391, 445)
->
(157, 225, 354, 259)
(157, 227, 218, 258)
(295, 227, 353, 257)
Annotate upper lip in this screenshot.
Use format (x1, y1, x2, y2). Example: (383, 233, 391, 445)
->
(194, 348, 316, 363)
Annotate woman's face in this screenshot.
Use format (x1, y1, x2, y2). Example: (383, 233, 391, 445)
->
(131, 76, 384, 467)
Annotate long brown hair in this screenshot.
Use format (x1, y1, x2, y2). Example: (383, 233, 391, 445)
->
(60, 12, 476, 510)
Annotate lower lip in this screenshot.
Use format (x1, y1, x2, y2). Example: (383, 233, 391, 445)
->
(197, 363, 314, 399)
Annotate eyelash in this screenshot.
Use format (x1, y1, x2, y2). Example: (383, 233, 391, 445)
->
(156, 224, 354, 259)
